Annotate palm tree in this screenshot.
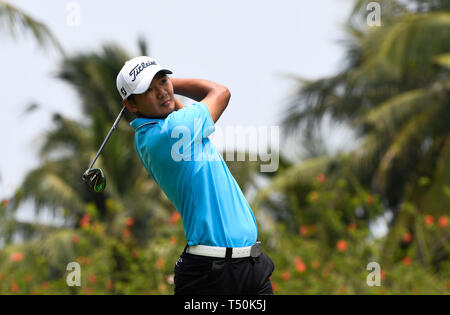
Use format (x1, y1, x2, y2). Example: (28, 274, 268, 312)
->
(256, 0, 450, 269)
(0, 1, 65, 246)
(278, 0, 450, 213)
(0, 1, 64, 54)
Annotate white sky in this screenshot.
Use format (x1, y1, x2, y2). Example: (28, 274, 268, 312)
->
(0, 0, 354, 198)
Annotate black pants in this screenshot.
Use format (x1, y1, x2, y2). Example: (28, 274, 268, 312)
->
(174, 249, 274, 295)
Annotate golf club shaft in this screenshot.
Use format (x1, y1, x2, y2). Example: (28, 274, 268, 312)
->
(87, 106, 126, 171)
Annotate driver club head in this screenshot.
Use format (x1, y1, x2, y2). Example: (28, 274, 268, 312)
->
(82, 168, 106, 192)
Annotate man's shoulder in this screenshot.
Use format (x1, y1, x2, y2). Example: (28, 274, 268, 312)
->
(130, 118, 159, 131)
(131, 119, 166, 150)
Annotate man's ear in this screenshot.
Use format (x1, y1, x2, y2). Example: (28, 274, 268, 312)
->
(122, 98, 138, 113)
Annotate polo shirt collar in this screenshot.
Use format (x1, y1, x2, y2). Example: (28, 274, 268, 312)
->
(130, 117, 161, 131)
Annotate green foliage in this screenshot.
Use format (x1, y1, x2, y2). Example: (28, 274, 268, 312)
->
(255, 169, 449, 294)
(0, 197, 187, 294)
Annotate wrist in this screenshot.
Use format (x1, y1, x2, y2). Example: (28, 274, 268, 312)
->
(170, 77, 208, 102)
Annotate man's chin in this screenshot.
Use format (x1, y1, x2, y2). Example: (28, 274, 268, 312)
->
(158, 105, 175, 118)
(163, 101, 176, 112)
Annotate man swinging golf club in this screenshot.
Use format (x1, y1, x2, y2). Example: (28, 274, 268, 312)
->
(116, 56, 274, 295)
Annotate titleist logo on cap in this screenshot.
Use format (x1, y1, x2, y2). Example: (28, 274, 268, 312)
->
(129, 60, 157, 82)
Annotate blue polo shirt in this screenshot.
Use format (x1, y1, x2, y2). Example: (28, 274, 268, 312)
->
(130, 102, 257, 247)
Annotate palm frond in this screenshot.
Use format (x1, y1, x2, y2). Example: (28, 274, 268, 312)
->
(434, 52, 450, 70)
(56, 44, 129, 118)
(418, 134, 450, 212)
(19, 162, 86, 217)
(0, 1, 64, 55)
(281, 72, 350, 134)
(137, 35, 149, 56)
(39, 114, 91, 159)
(373, 100, 444, 191)
(358, 86, 440, 134)
(353, 13, 450, 86)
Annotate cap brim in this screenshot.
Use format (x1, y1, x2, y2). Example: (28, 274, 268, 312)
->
(133, 68, 173, 95)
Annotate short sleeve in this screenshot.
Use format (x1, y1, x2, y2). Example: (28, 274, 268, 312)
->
(166, 102, 215, 140)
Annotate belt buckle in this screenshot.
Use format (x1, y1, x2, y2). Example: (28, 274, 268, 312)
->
(250, 241, 262, 258)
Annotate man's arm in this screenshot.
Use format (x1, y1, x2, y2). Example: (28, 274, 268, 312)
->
(170, 78, 231, 123)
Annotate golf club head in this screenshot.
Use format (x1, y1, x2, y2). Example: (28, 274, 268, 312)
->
(82, 168, 106, 192)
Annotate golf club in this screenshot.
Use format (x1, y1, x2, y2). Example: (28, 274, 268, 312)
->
(82, 106, 126, 192)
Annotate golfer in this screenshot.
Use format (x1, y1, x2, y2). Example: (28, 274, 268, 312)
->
(116, 56, 274, 295)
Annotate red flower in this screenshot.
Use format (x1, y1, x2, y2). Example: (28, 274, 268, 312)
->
(107, 280, 114, 291)
(122, 228, 131, 239)
(294, 257, 307, 273)
(281, 270, 291, 281)
(402, 233, 412, 243)
(169, 211, 181, 225)
(76, 256, 91, 265)
(271, 280, 278, 293)
(25, 274, 33, 283)
(424, 215, 434, 226)
(125, 217, 134, 227)
(316, 173, 326, 184)
(366, 195, 374, 204)
(10, 252, 24, 262)
(347, 223, 356, 231)
(41, 282, 50, 290)
(402, 256, 412, 266)
(299, 226, 308, 236)
(336, 240, 348, 252)
(80, 214, 90, 228)
(131, 249, 139, 259)
(438, 216, 448, 228)
(1, 199, 10, 207)
(156, 258, 165, 270)
(72, 235, 79, 244)
(312, 260, 321, 269)
(10, 281, 19, 293)
(88, 274, 97, 284)
(76, 256, 84, 264)
(169, 236, 178, 245)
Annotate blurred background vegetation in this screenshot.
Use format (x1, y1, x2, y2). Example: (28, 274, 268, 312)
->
(0, 0, 449, 294)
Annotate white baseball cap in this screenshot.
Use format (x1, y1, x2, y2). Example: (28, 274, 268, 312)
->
(116, 56, 172, 100)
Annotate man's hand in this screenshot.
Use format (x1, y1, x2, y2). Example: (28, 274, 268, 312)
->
(171, 78, 231, 123)
(174, 96, 185, 110)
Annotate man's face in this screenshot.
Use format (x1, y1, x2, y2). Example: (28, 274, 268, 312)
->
(124, 72, 175, 118)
